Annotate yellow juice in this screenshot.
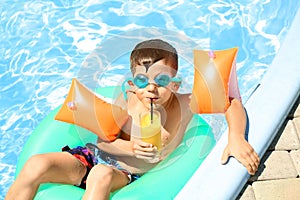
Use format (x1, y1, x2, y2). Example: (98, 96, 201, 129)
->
(140, 110, 162, 151)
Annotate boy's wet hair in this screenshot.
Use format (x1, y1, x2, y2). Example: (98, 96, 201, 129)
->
(130, 39, 178, 74)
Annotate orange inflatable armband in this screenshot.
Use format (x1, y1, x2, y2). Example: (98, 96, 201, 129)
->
(189, 47, 241, 114)
(55, 79, 129, 142)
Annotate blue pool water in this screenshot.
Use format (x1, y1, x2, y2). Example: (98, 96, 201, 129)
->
(1, 0, 299, 198)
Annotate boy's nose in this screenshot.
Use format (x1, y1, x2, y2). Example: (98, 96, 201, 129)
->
(147, 82, 158, 92)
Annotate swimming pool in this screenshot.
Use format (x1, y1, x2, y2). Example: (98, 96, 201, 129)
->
(1, 0, 299, 198)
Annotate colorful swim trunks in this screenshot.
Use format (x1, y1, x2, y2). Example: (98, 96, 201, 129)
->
(62, 143, 140, 189)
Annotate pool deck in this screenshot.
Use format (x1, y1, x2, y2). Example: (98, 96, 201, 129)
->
(238, 97, 300, 199)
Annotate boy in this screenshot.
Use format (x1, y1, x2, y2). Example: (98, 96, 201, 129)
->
(5, 39, 259, 200)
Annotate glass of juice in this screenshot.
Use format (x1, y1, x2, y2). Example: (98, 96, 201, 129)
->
(139, 110, 162, 152)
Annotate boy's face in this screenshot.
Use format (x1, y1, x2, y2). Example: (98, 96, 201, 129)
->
(131, 59, 178, 109)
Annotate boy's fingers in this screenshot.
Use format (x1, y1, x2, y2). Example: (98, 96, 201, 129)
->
(134, 149, 156, 157)
(250, 153, 260, 173)
(135, 155, 153, 160)
(133, 141, 158, 159)
(243, 150, 259, 174)
(133, 141, 153, 151)
(134, 140, 153, 148)
(247, 162, 257, 175)
(243, 155, 259, 175)
(251, 154, 260, 168)
(245, 163, 254, 175)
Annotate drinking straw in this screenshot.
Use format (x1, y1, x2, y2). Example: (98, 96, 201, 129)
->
(150, 98, 153, 124)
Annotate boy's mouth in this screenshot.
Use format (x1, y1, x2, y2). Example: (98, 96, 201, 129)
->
(147, 97, 159, 102)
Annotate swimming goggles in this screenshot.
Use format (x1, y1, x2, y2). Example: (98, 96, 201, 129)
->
(121, 74, 182, 100)
(133, 74, 181, 89)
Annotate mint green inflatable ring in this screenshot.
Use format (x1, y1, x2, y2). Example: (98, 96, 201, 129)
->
(15, 86, 216, 200)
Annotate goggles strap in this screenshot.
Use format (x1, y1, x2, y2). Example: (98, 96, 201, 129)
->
(121, 78, 133, 100)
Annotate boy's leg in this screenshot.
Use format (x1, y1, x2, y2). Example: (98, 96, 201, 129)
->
(5, 152, 86, 200)
(83, 164, 129, 200)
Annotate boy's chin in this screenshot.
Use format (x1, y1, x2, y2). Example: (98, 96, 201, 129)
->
(143, 101, 161, 109)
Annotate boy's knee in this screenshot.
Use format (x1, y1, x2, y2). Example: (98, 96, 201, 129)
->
(21, 154, 52, 180)
(87, 164, 114, 184)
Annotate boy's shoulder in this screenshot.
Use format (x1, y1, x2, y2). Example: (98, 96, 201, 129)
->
(175, 93, 192, 114)
(175, 93, 191, 103)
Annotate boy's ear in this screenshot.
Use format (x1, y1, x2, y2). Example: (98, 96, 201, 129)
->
(128, 80, 134, 87)
(171, 81, 181, 92)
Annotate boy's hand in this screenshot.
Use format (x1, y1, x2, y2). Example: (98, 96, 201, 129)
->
(132, 140, 160, 163)
(221, 137, 260, 175)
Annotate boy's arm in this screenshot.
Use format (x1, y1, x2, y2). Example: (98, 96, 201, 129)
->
(221, 98, 260, 175)
(96, 137, 134, 156)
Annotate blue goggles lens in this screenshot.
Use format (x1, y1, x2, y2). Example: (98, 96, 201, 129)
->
(133, 74, 180, 89)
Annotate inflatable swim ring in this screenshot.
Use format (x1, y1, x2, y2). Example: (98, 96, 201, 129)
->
(15, 84, 216, 200)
